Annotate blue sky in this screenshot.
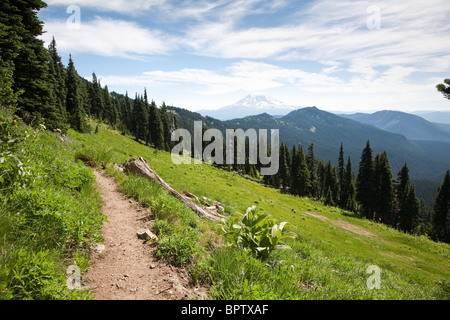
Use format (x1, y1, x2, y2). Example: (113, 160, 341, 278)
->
(39, 0, 450, 113)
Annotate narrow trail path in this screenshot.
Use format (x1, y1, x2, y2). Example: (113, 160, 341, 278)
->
(82, 170, 208, 300)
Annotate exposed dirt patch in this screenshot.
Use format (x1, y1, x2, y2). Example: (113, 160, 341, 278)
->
(303, 212, 376, 238)
(82, 170, 209, 300)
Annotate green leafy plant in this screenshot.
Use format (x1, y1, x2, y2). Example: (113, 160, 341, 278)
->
(219, 206, 297, 259)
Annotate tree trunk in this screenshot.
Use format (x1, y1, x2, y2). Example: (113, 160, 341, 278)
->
(124, 157, 225, 221)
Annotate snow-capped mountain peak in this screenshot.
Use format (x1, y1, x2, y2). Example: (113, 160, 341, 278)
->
(230, 93, 290, 110)
(198, 93, 299, 121)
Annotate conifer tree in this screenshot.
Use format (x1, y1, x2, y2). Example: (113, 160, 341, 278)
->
(119, 91, 131, 133)
(324, 161, 338, 205)
(132, 94, 148, 142)
(0, 21, 20, 108)
(374, 151, 395, 225)
(291, 145, 310, 197)
(432, 170, 450, 243)
(148, 99, 164, 149)
(343, 156, 356, 212)
(317, 161, 326, 198)
(356, 140, 376, 219)
(306, 143, 318, 198)
(324, 187, 335, 206)
(65, 55, 89, 133)
(396, 163, 420, 233)
(0, 0, 64, 130)
(89, 73, 104, 119)
(278, 143, 290, 190)
(160, 102, 172, 151)
(338, 143, 346, 208)
(47, 37, 67, 122)
(0, 56, 19, 108)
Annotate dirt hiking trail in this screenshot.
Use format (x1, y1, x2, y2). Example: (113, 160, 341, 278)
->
(82, 170, 208, 300)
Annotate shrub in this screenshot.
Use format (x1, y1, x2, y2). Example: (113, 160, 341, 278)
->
(219, 206, 297, 260)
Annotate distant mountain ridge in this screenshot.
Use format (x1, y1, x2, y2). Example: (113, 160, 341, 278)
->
(169, 105, 450, 182)
(341, 110, 450, 142)
(411, 111, 450, 125)
(198, 93, 297, 120)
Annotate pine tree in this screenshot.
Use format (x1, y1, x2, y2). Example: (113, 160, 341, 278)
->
(324, 161, 338, 205)
(432, 170, 450, 243)
(89, 73, 104, 119)
(102, 85, 113, 125)
(132, 95, 148, 142)
(338, 143, 346, 208)
(148, 99, 164, 149)
(343, 156, 356, 212)
(396, 163, 420, 233)
(324, 187, 335, 206)
(400, 184, 420, 233)
(317, 161, 326, 199)
(65, 55, 89, 133)
(0, 55, 19, 108)
(356, 140, 376, 220)
(0, 20, 20, 109)
(291, 145, 310, 197)
(0, 0, 64, 130)
(120, 92, 132, 133)
(306, 143, 318, 198)
(374, 151, 395, 225)
(160, 102, 172, 151)
(278, 143, 290, 190)
(47, 37, 67, 123)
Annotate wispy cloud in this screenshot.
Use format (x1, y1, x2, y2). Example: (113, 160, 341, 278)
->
(41, 0, 450, 110)
(45, 0, 166, 14)
(41, 16, 175, 59)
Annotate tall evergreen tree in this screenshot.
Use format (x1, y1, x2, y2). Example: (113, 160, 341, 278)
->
(374, 151, 395, 225)
(132, 95, 148, 142)
(356, 140, 376, 219)
(89, 73, 104, 119)
(324, 161, 338, 205)
(0, 20, 21, 108)
(317, 161, 326, 198)
(396, 163, 420, 233)
(65, 55, 89, 133)
(47, 37, 67, 123)
(306, 143, 318, 198)
(160, 102, 172, 151)
(0, 0, 64, 130)
(343, 156, 356, 212)
(338, 143, 346, 208)
(432, 170, 450, 243)
(148, 99, 164, 149)
(278, 143, 290, 190)
(0, 55, 19, 108)
(291, 145, 310, 197)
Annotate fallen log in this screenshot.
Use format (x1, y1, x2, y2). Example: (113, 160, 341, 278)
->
(124, 157, 225, 221)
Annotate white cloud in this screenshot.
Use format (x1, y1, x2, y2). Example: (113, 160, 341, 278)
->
(41, 0, 450, 111)
(41, 16, 174, 59)
(45, 0, 166, 14)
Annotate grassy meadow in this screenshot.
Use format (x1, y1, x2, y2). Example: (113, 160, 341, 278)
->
(68, 122, 450, 300)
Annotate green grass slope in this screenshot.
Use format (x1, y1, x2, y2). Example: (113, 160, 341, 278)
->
(70, 123, 450, 300)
